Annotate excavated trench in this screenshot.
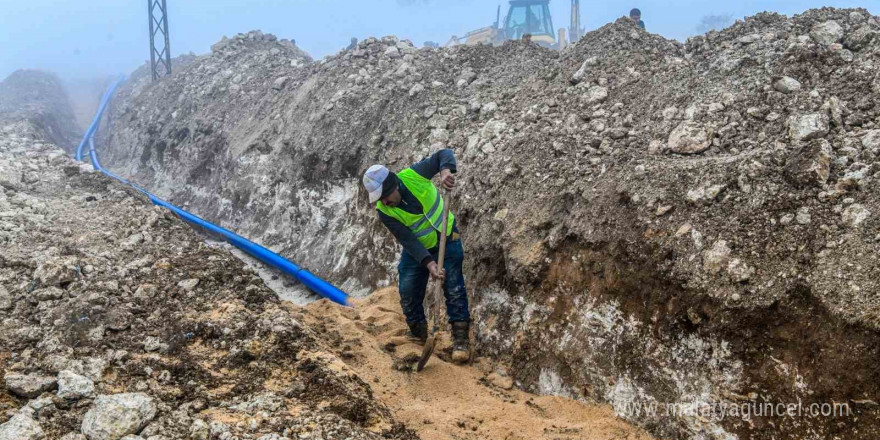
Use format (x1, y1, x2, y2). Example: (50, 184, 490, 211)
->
(478, 240, 880, 439)
(93, 9, 880, 440)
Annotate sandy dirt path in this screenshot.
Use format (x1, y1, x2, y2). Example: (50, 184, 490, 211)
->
(301, 288, 654, 440)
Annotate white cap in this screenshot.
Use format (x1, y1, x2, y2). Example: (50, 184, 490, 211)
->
(363, 164, 390, 203)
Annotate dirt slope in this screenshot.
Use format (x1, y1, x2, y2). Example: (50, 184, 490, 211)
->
(303, 288, 654, 440)
(0, 70, 80, 153)
(99, 9, 880, 439)
(0, 72, 416, 440)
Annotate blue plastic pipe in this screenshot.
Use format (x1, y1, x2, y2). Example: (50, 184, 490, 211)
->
(76, 77, 126, 161)
(80, 77, 350, 306)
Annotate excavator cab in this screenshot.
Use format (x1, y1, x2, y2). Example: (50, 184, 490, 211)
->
(502, 0, 556, 46)
(444, 0, 559, 48)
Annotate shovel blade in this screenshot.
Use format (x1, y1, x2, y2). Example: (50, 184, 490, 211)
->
(416, 336, 436, 372)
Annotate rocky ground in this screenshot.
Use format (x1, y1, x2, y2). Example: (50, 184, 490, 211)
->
(95, 8, 880, 439)
(0, 73, 417, 440)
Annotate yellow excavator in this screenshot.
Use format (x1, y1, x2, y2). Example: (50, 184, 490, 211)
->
(445, 0, 583, 50)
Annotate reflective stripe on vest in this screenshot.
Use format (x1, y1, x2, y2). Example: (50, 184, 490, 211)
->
(376, 168, 455, 250)
(410, 195, 442, 236)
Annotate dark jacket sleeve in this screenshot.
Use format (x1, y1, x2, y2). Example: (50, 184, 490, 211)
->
(411, 149, 457, 179)
(378, 211, 434, 267)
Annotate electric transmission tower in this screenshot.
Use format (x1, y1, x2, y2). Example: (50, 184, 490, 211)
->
(148, 0, 172, 81)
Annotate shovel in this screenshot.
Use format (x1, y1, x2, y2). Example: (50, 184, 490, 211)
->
(416, 193, 451, 372)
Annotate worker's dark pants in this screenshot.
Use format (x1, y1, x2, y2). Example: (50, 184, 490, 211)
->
(398, 238, 470, 324)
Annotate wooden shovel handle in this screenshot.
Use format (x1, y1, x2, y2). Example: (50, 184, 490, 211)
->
(436, 196, 450, 267)
(431, 193, 451, 322)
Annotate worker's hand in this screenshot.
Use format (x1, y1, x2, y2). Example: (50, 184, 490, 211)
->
(427, 261, 445, 280)
(439, 169, 455, 191)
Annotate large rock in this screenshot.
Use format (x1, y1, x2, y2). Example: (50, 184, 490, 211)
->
(228, 392, 284, 414)
(34, 287, 64, 302)
(703, 240, 731, 275)
(842, 204, 870, 227)
(51, 357, 108, 382)
(57, 370, 96, 400)
(571, 57, 597, 84)
(788, 113, 829, 141)
(5, 373, 57, 398)
(33, 257, 78, 287)
(685, 184, 725, 205)
(845, 26, 877, 50)
(667, 121, 711, 154)
(810, 20, 844, 45)
(0, 285, 12, 310)
(81, 393, 157, 440)
(189, 420, 209, 440)
(862, 130, 880, 151)
(383, 46, 401, 59)
(0, 160, 22, 190)
(271, 76, 289, 90)
(773, 76, 801, 94)
(0, 413, 44, 440)
(584, 85, 608, 104)
(456, 69, 477, 87)
(785, 139, 832, 187)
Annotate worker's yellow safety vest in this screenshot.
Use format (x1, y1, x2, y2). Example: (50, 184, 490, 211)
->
(377, 168, 455, 250)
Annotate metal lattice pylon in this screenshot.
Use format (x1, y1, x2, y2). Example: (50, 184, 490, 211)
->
(148, 0, 172, 81)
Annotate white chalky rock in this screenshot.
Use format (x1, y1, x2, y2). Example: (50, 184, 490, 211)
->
(788, 113, 829, 141)
(810, 20, 844, 46)
(585, 86, 608, 104)
(0, 413, 44, 440)
(773, 76, 802, 93)
(842, 204, 870, 227)
(5, 373, 57, 398)
(703, 240, 731, 275)
(57, 370, 96, 400)
(668, 121, 711, 154)
(81, 393, 157, 440)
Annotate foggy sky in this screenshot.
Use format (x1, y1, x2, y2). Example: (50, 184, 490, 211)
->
(1, 0, 877, 81)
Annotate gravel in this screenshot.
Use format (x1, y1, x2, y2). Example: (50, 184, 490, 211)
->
(0, 71, 415, 440)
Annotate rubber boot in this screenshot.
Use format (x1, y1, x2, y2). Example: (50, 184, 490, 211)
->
(451, 321, 470, 363)
(406, 322, 428, 345)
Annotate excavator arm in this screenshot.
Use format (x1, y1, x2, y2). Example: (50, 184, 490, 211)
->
(570, 0, 582, 43)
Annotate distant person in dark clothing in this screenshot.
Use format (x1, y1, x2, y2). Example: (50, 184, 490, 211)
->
(347, 37, 358, 50)
(630, 8, 645, 29)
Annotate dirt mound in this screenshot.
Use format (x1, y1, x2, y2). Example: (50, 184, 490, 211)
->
(0, 130, 415, 437)
(99, 8, 880, 439)
(303, 288, 653, 440)
(0, 70, 81, 153)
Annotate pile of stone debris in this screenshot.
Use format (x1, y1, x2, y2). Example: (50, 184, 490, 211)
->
(0, 72, 414, 440)
(0, 70, 80, 154)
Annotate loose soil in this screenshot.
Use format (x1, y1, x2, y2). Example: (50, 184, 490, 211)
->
(302, 288, 654, 440)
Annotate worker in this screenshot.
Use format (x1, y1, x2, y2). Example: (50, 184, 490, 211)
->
(630, 8, 645, 29)
(346, 37, 358, 50)
(362, 149, 470, 363)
